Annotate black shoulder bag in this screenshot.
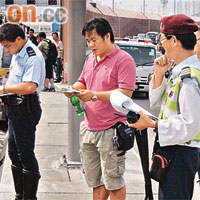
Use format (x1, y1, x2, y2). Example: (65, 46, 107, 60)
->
(113, 121, 135, 152)
(150, 129, 176, 184)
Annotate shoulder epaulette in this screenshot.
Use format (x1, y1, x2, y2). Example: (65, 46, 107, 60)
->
(26, 46, 36, 57)
(180, 66, 191, 81)
(180, 66, 200, 95)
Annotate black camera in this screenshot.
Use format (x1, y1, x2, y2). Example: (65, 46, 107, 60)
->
(114, 111, 140, 124)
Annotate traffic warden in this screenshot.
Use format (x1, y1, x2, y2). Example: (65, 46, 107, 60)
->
(128, 14, 200, 199)
(0, 23, 45, 200)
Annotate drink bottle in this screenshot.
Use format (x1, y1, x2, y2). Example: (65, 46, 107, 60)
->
(70, 95, 86, 117)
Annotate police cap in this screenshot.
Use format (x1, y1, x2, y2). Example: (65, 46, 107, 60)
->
(160, 14, 198, 35)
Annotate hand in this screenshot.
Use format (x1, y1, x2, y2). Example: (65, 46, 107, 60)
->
(127, 111, 157, 130)
(64, 92, 73, 98)
(76, 89, 93, 102)
(0, 85, 4, 95)
(154, 54, 172, 77)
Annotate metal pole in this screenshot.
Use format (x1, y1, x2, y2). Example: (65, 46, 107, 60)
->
(112, 0, 115, 11)
(60, 0, 63, 42)
(174, 0, 176, 14)
(143, 0, 145, 14)
(67, 0, 86, 162)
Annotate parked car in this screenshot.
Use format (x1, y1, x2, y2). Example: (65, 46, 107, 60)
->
(146, 31, 159, 44)
(115, 40, 158, 97)
(137, 33, 146, 39)
(137, 33, 152, 43)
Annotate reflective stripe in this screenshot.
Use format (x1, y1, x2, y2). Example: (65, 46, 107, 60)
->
(191, 68, 200, 83)
(162, 92, 168, 103)
(165, 99, 177, 111)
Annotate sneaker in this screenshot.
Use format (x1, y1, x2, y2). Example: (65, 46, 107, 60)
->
(49, 87, 55, 92)
(42, 87, 49, 92)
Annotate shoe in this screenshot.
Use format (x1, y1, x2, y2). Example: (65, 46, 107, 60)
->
(49, 87, 55, 92)
(54, 79, 62, 83)
(42, 87, 49, 92)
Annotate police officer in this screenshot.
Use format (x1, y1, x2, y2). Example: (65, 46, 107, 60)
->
(128, 14, 200, 199)
(0, 24, 45, 200)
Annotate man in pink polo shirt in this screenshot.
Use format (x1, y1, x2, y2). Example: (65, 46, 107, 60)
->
(66, 18, 136, 200)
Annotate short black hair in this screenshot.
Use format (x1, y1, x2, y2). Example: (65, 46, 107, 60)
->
(0, 23, 25, 42)
(165, 33, 196, 50)
(82, 18, 115, 43)
(175, 33, 196, 50)
(38, 32, 46, 39)
(52, 32, 58, 37)
(29, 28, 34, 33)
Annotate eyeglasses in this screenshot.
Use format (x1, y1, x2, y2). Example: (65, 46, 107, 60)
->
(159, 34, 174, 44)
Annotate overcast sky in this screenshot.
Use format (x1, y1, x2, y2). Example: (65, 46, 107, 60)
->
(94, 0, 176, 14)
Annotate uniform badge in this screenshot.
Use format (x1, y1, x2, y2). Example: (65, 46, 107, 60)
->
(26, 47, 36, 57)
(169, 90, 173, 98)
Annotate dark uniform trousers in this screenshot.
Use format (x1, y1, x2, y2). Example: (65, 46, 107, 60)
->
(158, 145, 199, 200)
(55, 57, 62, 82)
(4, 93, 41, 173)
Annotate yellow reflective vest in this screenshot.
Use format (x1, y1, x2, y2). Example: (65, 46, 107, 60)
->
(158, 67, 200, 143)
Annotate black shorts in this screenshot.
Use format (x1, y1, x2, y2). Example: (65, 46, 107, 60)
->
(45, 60, 54, 79)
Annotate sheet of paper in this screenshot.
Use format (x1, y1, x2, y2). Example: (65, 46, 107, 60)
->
(110, 90, 158, 120)
(55, 84, 81, 94)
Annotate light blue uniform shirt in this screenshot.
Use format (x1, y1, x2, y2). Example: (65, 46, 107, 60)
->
(6, 40, 45, 93)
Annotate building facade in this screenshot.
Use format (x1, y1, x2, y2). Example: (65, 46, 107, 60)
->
(176, 0, 200, 16)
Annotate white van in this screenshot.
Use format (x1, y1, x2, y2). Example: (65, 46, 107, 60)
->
(115, 40, 157, 97)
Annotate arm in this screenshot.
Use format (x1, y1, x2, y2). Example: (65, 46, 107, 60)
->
(153, 54, 172, 89)
(127, 110, 157, 130)
(149, 54, 171, 109)
(76, 88, 133, 102)
(149, 75, 167, 110)
(129, 80, 200, 145)
(4, 82, 37, 95)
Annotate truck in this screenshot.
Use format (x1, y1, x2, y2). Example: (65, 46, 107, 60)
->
(115, 40, 157, 97)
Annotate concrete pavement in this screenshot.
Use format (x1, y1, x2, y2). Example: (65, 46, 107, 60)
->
(0, 90, 199, 199)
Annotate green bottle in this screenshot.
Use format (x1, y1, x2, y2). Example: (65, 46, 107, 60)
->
(70, 95, 86, 117)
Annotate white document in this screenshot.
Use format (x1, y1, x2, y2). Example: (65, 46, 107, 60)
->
(110, 90, 157, 120)
(55, 84, 81, 94)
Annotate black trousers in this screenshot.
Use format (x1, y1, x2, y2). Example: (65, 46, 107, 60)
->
(158, 145, 199, 200)
(6, 95, 42, 173)
(55, 57, 62, 81)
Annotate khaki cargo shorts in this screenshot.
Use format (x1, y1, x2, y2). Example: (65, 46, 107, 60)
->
(79, 121, 126, 191)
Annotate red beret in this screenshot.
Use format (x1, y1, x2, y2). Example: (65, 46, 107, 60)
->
(160, 14, 198, 34)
